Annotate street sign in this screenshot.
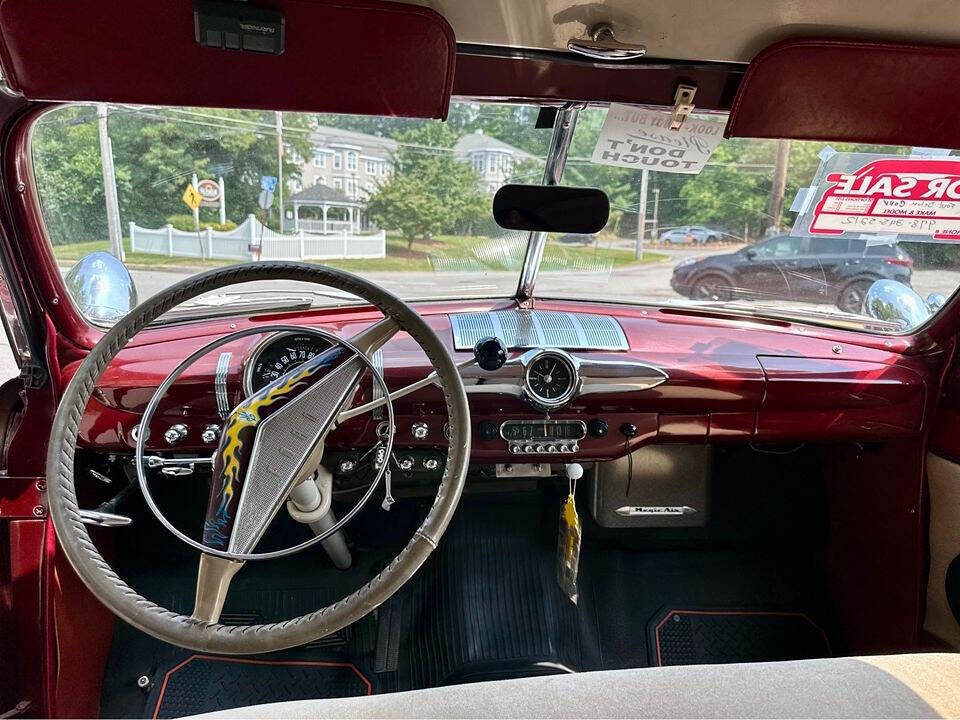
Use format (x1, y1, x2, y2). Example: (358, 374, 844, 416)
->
(196, 178, 221, 207)
(258, 189, 275, 210)
(260, 175, 278, 192)
(182, 184, 203, 211)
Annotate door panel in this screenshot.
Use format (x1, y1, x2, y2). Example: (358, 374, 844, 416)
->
(924, 453, 960, 648)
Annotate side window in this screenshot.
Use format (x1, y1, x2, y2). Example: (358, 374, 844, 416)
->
(754, 237, 804, 258)
(809, 237, 847, 255)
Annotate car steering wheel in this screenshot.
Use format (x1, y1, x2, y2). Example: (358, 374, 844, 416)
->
(46, 262, 471, 655)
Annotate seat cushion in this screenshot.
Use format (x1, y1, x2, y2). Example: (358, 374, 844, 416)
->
(192, 653, 960, 719)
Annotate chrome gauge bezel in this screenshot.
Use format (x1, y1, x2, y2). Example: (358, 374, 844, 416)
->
(242, 329, 334, 396)
(522, 349, 581, 411)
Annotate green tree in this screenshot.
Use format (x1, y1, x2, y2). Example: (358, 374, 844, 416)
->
(365, 124, 487, 248)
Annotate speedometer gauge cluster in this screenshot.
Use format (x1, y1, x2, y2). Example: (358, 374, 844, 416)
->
(244, 332, 333, 394)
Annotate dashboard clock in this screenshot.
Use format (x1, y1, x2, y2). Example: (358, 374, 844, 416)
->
(523, 350, 579, 410)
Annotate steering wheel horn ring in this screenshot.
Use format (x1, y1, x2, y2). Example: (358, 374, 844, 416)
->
(135, 323, 396, 562)
(46, 262, 471, 654)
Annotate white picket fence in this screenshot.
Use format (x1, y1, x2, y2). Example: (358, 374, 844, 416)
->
(129, 214, 385, 261)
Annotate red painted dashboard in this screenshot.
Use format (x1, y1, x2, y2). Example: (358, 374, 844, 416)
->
(62, 298, 933, 463)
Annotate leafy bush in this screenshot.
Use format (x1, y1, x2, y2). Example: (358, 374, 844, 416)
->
(165, 215, 237, 232)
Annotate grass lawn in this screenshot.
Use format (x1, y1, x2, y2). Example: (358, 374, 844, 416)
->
(53, 234, 667, 273)
(52, 239, 230, 269)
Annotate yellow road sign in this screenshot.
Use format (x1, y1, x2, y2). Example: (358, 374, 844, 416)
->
(182, 184, 203, 211)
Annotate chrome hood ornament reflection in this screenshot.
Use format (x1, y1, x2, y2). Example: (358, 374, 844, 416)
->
(864, 279, 932, 329)
(64, 252, 137, 323)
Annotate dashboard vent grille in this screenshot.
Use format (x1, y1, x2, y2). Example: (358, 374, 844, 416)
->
(450, 310, 628, 351)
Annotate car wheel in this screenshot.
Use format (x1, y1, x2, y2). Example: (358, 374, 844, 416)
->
(837, 279, 875, 314)
(691, 273, 732, 301)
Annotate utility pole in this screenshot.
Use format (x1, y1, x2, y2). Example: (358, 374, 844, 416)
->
(635, 168, 649, 260)
(276, 111, 284, 231)
(96, 104, 123, 261)
(652, 187, 660, 244)
(768, 139, 791, 234)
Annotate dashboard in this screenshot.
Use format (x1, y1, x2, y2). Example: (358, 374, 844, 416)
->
(67, 298, 932, 476)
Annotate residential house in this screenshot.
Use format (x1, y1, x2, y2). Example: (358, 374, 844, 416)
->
(297, 126, 397, 200)
(454, 129, 532, 193)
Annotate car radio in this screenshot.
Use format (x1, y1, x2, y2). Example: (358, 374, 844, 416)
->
(500, 419, 586, 455)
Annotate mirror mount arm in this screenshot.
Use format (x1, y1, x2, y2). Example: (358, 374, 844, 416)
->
(516, 102, 585, 303)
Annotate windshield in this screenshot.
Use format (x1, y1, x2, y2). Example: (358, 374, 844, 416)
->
(31, 102, 960, 332)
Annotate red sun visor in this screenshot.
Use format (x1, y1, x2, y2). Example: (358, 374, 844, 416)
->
(726, 38, 960, 149)
(0, 0, 455, 118)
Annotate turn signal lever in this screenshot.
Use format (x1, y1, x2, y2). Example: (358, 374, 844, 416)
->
(474, 336, 507, 371)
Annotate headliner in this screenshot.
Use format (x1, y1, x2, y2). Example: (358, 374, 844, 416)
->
(407, 0, 960, 63)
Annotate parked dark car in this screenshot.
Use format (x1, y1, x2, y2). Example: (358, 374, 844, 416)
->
(670, 235, 914, 313)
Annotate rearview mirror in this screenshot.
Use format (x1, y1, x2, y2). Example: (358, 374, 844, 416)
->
(492, 184, 609, 234)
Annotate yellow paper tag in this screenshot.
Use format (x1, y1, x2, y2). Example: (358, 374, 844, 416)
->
(557, 493, 582, 603)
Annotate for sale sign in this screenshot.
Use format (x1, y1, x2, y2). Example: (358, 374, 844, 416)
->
(809, 158, 960, 240)
(591, 104, 724, 175)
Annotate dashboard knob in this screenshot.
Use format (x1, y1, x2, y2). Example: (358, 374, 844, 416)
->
(201, 424, 220, 444)
(534, 444, 545, 453)
(474, 336, 507, 371)
(423, 457, 440, 470)
(587, 419, 609, 437)
(338, 458, 356, 474)
(478, 420, 499, 441)
(523, 444, 533, 453)
(619, 422, 638, 438)
(546, 444, 557, 453)
(163, 424, 188, 445)
(398, 456, 415, 471)
(411, 422, 429, 440)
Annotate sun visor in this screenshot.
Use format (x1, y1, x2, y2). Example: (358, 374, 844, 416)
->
(0, 0, 455, 118)
(726, 39, 960, 148)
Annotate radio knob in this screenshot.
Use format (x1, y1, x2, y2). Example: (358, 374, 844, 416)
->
(546, 444, 557, 453)
(571, 443, 580, 453)
(478, 420, 499, 441)
(534, 444, 545, 453)
(587, 419, 609, 437)
(510, 445, 521, 454)
(523, 445, 533, 453)
(559, 444, 571, 452)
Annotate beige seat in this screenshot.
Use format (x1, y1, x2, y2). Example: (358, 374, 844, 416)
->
(194, 653, 960, 719)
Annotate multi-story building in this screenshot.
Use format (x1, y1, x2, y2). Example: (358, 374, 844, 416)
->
(453, 129, 532, 193)
(292, 126, 397, 200)
(288, 125, 531, 214)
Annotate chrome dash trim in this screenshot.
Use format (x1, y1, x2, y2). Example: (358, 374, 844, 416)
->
(371, 349, 384, 419)
(215, 352, 232, 419)
(450, 310, 628, 352)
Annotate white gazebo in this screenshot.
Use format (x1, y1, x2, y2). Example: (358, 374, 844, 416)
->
(285, 184, 361, 234)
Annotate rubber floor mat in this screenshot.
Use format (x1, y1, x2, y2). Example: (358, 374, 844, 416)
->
(149, 655, 371, 719)
(650, 609, 831, 666)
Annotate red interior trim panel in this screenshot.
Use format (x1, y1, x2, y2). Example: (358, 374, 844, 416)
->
(0, 0, 456, 118)
(726, 38, 960, 148)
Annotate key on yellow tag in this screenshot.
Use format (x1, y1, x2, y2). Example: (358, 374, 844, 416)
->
(556, 465, 583, 603)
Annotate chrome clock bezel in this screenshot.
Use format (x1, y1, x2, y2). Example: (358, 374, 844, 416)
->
(522, 349, 581, 411)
